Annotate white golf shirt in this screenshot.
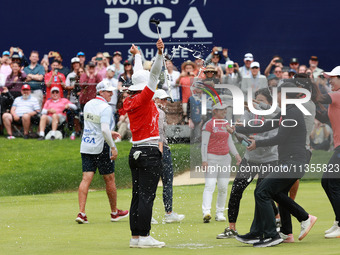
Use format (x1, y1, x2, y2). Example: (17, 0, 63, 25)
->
(80, 96, 115, 154)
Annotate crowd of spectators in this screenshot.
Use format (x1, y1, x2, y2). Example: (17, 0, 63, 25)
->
(0, 46, 334, 149)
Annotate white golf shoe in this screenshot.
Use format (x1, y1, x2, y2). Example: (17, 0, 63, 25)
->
(325, 221, 339, 234)
(129, 238, 139, 248)
(164, 212, 185, 223)
(325, 227, 340, 238)
(138, 236, 165, 248)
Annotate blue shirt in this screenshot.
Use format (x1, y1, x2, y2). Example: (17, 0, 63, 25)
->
(23, 64, 45, 90)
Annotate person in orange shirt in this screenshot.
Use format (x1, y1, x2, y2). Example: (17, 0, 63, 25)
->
(318, 66, 340, 238)
(176, 60, 196, 122)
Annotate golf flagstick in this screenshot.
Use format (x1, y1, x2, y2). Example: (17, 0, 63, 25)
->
(150, 18, 173, 102)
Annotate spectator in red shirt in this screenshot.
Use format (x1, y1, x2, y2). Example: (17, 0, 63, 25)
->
(44, 60, 66, 99)
(79, 61, 102, 110)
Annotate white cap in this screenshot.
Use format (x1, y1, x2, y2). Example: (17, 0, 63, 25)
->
(323, 66, 340, 78)
(106, 65, 116, 72)
(212, 103, 228, 110)
(96, 80, 115, 93)
(250, 61, 260, 68)
(51, 87, 60, 92)
(129, 70, 150, 91)
(71, 57, 80, 64)
(244, 53, 253, 61)
(226, 60, 234, 68)
(153, 89, 170, 100)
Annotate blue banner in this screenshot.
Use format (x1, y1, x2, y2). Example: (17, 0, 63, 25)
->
(1, 0, 339, 70)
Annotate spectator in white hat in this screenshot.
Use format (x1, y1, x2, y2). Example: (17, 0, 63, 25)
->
(239, 53, 254, 77)
(221, 60, 242, 89)
(103, 65, 118, 114)
(241, 61, 268, 97)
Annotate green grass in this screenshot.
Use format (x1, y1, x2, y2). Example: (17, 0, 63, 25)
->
(0, 182, 338, 255)
(0, 136, 334, 196)
(0, 138, 190, 196)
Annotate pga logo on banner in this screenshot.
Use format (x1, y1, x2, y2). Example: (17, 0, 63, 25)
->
(104, 1, 213, 40)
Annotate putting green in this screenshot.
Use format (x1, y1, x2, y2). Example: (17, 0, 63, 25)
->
(0, 182, 338, 255)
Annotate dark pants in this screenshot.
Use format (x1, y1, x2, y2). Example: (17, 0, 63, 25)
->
(250, 161, 309, 238)
(161, 146, 173, 213)
(321, 146, 340, 227)
(129, 146, 162, 236)
(228, 158, 279, 223)
(279, 149, 312, 235)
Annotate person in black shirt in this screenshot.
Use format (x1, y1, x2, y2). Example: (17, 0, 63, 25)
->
(234, 82, 317, 247)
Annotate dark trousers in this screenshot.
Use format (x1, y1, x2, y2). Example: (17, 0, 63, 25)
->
(161, 146, 173, 213)
(228, 158, 279, 223)
(321, 146, 340, 227)
(129, 146, 162, 236)
(279, 149, 312, 235)
(250, 162, 309, 238)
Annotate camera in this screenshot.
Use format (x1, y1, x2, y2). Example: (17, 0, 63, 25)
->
(96, 57, 103, 61)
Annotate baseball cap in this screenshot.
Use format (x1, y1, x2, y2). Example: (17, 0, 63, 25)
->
(288, 68, 297, 74)
(124, 60, 131, 65)
(103, 52, 111, 58)
(268, 74, 279, 81)
(106, 65, 115, 72)
(11, 54, 20, 59)
(226, 60, 234, 68)
(96, 80, 115, 93)
(51, 87, 60, 93)
(212, 103, 228, 110)
(113, 51, 122, 56)
(77, 52, 85, 56)
(244, 53, 253, 61)
(310, 56, 318, 61)
(71, 57, 80, 63)
(153, 89, 170, 100)
(88, 61, 96, 67)
(22, 84, 31, 90)
(2, 51, 10, 56)
(250, 62, 260, 68)
(290, 58, 299, 64)
(323, 66, 340, 78)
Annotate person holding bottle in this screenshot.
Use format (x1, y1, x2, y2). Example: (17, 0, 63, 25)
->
(217, 88, 280, 239)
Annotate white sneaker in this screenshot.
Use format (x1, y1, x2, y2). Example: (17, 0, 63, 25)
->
(298, 215, 317, 241)
(129, 238, 139, 248)
(164, 212, 185, 223)
(203, 213, 211, 223)
(151, 217, 158, 224)
(138, 236, 165, 248)
(325, 221, 339, 234)
(215, 214, 226, 222)
(325, 226, 340, 238)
